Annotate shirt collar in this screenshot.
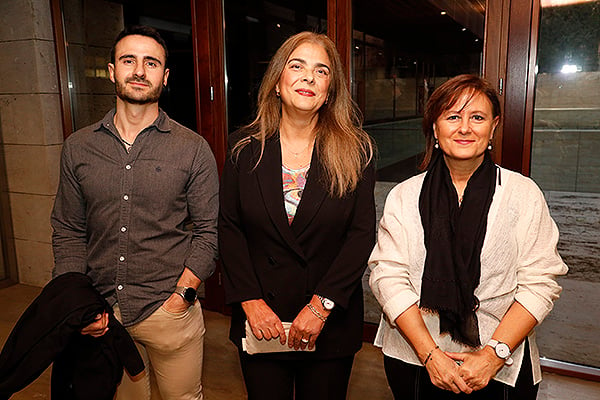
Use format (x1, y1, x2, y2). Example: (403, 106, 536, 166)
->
(95, 107, 171, 135)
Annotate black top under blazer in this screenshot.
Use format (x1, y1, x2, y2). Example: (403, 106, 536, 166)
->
(218, 132, 376, 359)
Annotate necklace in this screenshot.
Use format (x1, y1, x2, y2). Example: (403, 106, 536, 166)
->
(120, 137, 134, 147)
(281, 137, 313, 158)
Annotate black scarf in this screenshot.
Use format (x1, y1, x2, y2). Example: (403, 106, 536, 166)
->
(419, 150, 497, 347)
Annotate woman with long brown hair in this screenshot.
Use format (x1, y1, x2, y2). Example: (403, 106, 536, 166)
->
(218, 31, 375, 399)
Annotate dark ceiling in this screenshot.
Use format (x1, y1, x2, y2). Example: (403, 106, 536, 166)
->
(354, 0, 485, 55)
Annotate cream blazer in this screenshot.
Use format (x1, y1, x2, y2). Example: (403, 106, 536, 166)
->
(369, 167, 568, 386)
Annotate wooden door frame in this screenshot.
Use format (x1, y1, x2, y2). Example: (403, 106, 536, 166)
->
(499, 0, 539, 175)
(191, 0, 228, 172)
(483, 0, 510, 164)
(50, 0, 74, 139)
(328, 0, 352, 87)
(191, 0, 228, 312)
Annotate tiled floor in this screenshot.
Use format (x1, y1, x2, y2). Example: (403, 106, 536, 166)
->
(1, 284, 599, 399)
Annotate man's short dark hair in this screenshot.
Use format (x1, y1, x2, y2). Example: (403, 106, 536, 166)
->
(110, 25, 169, 66)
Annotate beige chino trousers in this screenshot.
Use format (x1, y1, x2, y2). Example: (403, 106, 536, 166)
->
(113, 301, 205, 400)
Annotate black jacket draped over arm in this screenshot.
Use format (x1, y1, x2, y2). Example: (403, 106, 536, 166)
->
(0, 272, 143, 400)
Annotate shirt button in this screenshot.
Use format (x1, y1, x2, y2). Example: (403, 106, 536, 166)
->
(119, 256, 125, 262)
(117, 284, 124, 291)
(121, 226, 127, 232)
(125, 164, 132, 170)
(123, 195, 129, 201)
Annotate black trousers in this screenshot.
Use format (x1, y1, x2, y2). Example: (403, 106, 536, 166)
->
(238, 351, 354, 400)
(384, 340, 539, 400)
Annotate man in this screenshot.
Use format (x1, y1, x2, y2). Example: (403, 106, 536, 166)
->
(51, 25, 218, 400)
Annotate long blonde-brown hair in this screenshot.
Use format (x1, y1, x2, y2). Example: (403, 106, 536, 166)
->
(232, 31, 373, 198)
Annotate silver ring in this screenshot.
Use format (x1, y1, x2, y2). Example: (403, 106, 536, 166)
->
(301, 338, 309, 343)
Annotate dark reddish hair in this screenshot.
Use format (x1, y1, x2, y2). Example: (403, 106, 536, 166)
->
(419, 74, 501, 170)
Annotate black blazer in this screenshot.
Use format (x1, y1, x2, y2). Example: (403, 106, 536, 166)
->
(218, 132, 376, 359)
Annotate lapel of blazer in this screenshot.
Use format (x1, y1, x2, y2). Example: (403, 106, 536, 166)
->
(290, 146, 327, 237)
(254, 136, 306, 260)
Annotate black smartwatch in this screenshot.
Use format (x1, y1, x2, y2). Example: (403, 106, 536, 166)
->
(174, 286, 197, 303)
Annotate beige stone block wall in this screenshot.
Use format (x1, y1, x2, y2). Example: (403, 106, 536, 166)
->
(14, 239, 53, 286)
(0, 94, 63, 145)
(4, 145, 60, 195)
(0, 0, 54, 41)
(0, 40, 59, 94)
(9, 193, 54, 243)
(0, 0, 63, 286)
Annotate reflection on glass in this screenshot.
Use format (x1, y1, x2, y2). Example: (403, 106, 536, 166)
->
(61, 0, 195, 131)
(353, 0, 484, 184)
(224, 0, 327, 133)
(531, 1, 600, 369)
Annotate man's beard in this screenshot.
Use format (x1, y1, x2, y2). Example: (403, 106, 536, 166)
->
(115, 77, 163, 105)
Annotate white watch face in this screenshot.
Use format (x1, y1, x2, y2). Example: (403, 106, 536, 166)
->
(495, 342, 511, 359)
(322, 298, 335, 310)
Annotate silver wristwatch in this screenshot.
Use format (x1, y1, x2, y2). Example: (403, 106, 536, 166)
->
(317, 295, 335, 311)
(486, 339, 514, 366)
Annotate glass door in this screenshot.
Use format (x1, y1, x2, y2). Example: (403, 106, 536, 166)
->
(530, 0, 600, 372)
(223, 0, 328, 133)
(352, 0, 488, 325)
(60, 0, 197, 133)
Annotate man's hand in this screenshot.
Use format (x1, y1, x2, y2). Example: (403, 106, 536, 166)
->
(162, 292, 192, 314)
(81, 311, 109, 337)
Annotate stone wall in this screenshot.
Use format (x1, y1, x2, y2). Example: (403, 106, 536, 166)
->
(0, 0, 63, 286)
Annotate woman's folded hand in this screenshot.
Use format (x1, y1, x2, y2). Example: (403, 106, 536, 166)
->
(241, 299, 287, 344)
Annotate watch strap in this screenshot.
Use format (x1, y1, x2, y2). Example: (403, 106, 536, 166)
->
(486, 339, 514, 365)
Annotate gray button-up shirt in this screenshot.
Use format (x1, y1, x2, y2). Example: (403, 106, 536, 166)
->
(51, 109, 218, 326)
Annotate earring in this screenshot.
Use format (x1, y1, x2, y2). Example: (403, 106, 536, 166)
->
(434, 139, 439, 149)
(325, 96, 329, 105)
(275, 89, 280, 97)
(487, 141, 493, 151)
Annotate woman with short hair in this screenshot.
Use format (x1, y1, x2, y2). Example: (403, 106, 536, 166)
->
(369, 74, 567, 399)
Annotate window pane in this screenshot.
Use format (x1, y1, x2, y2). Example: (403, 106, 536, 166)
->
(531, 0, 600, 369)
(353, 0, 486, 324)
(353, 0, 484, 184)
(224, 0, 327, 133)
(61, 0, 196, 131)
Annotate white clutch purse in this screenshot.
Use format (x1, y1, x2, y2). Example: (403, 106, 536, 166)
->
(242, 320, 316, 354)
